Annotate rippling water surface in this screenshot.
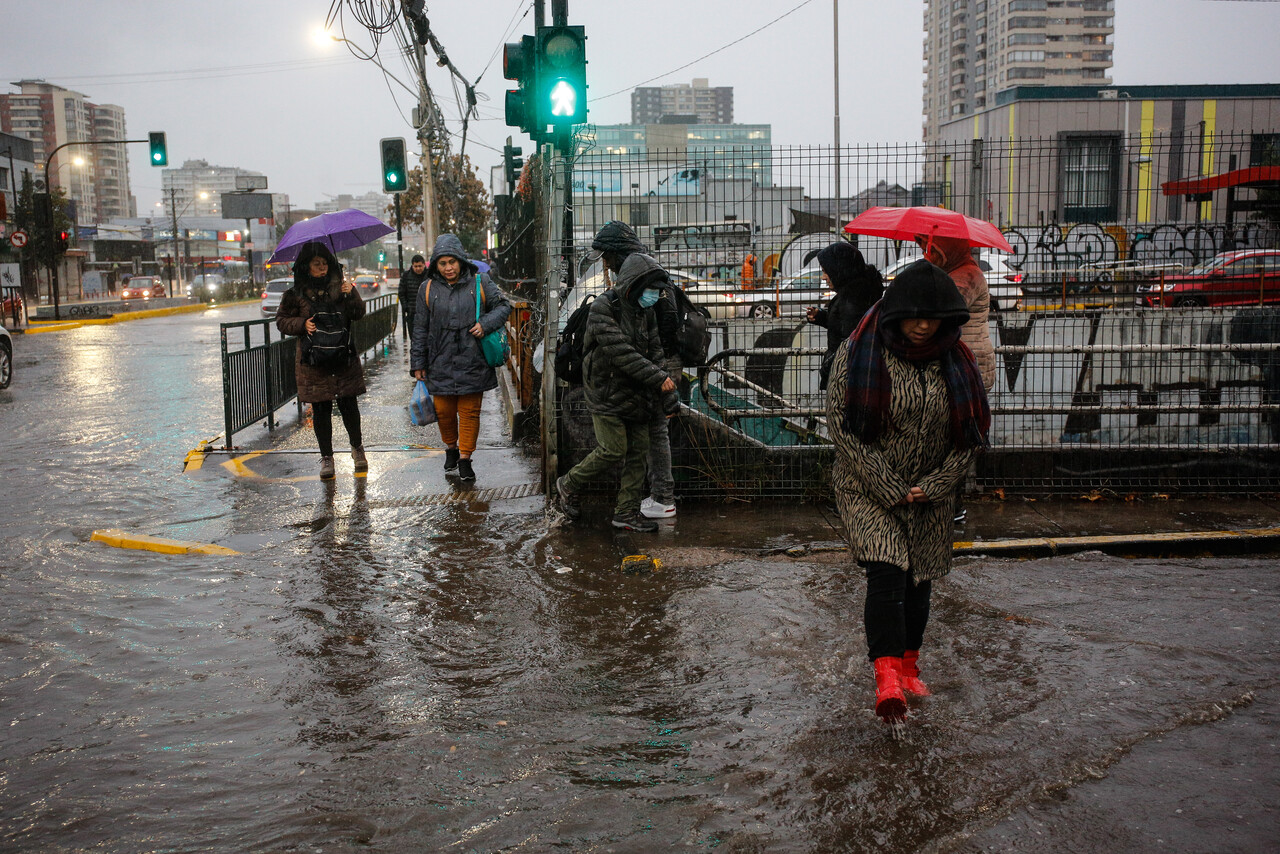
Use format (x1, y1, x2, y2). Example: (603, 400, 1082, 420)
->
(1, 307, 1276, 852)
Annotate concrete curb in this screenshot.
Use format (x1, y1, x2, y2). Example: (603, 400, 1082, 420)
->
(952, 526, 1280, 558)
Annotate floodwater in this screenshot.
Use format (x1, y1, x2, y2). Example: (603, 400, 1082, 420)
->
(1, 306, 1276, 852)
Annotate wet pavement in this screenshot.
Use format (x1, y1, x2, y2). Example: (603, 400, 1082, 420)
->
(1, 304, 1278, 852)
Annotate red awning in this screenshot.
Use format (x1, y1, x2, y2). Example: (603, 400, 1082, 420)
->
(1161, 166, 1280, 196)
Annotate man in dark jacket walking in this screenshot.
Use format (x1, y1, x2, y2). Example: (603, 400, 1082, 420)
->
(555, 250, 678, 532)
(398, 254, 429, 341)
(580, 221, 682, 519)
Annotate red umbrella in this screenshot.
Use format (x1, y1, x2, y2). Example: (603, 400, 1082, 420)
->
(843, 205, 1013, 253)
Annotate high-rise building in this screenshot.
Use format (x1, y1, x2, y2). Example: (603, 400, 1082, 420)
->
(0, 79, 134, 223)
(922, 0, 1114, 141)
(159, 160, 272, 219)
(631, 78, 734, 125)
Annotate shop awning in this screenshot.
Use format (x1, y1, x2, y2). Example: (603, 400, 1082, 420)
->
(1161, 166, 1280, 197)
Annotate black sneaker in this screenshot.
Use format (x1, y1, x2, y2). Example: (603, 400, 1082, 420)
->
(443, 448, 460, 474)
(555, 475, 581, 520)
(457, 458, 475, 482)
(611, 512, 658, 533)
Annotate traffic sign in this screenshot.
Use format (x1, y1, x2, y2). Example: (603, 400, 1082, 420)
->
(9, 230, 28, 248)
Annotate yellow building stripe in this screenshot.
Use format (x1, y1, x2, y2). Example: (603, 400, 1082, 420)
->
(1007, 106, 1017, 224)
(1137, 101, 1155, 222)
(92, 529, 240, 556)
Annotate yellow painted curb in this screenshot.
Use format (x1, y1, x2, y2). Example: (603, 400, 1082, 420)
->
(92, 529, 240, 555)
(952, 526, 1280, 557)
(25, 299, 256, 333)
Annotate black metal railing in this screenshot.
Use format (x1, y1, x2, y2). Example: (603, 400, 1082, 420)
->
(219, 294, 397, 445)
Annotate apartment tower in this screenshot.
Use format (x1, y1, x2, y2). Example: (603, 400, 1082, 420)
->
(922, 0, 1115, 141)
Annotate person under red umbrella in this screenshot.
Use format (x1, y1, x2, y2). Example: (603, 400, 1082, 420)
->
(915, 234, 997, 393)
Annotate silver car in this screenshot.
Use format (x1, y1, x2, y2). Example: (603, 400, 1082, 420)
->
(882, 250, 1024, 311)
(260, 277, 292, 317)
(729, 266, 834, 319)
(0, 323, 11, 389)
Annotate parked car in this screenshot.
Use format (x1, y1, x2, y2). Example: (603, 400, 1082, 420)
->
(730, 266, 834, 319)
(1134, 249, 1280, 308)
(882, 250, 1025, 311)
(2, 290, 23, 324)
(354, 274, 380, 294)
(120, 276, 166, 300)
(0, 324, 11, 389)
(260, 277, 293, 317)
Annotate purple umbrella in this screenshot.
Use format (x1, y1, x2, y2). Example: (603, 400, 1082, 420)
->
(268, 209, 394, 263)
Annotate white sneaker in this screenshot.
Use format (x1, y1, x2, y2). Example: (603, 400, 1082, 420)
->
(640, 497, 676, 519)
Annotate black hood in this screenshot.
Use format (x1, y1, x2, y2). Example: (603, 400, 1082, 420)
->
(879, 259, 969, 329)
(590, 220, 648, 258)
(816, 241, 881, 292)
(614, 253, 670, 302)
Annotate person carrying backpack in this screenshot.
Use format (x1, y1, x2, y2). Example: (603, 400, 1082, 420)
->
(554, 250, 679, 532)
(410, 233, 511, 482)
(275, 241, 368, 481)
(578, 221, 684, 519)
(398, 254, 429, 343)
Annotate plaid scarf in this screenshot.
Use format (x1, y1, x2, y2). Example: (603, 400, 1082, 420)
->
(843, 303, 991, 451)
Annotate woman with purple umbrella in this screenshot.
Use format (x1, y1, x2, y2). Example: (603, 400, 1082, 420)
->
(275, 241, 368, 480)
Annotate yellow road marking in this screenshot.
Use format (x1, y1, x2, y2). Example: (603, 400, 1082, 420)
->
(92, 529, 239, 556)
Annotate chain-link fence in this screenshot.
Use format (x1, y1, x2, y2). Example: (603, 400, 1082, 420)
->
(520, 134, 1280, 496)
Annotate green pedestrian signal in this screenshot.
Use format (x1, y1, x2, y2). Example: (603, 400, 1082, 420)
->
(380, 137, 407, 193)
(148, 131, 168, 166)
(535, 25, 586, 129)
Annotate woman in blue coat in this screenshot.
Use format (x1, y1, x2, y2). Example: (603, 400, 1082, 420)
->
(410, 234, 511, 481)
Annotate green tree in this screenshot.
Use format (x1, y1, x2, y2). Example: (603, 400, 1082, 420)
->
(393, 153, 493, 258)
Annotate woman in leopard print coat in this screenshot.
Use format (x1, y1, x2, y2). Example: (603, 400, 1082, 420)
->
(825, 259, 991, 722)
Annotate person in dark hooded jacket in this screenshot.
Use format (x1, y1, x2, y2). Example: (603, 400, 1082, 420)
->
(410, 234, 511, 482)
(805, 241, 883, 389)
(275, 241, 368, 480)
(398, 254, 428, 341)
(825, 258, 990, 725)
(554, 251, 679, 532)
(581, 220, 682, 520)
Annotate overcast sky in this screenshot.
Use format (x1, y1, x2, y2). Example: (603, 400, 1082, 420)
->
(4, 0, 1278, 218)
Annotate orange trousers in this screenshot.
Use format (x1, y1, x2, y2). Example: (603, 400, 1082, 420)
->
(432, 392, 483, 457)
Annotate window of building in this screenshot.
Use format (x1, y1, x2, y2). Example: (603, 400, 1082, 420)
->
(1009, 0, 1047, 9)
(1008, 67, 1046, 78)
(1008, 50, 1046, 61)
(1008, 16, 1047, 28)
(1060, 132, 1120, 221)
(1008, 32, 1046, 44)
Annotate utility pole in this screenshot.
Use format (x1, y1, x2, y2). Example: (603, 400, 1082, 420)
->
(410, 43, 439, 250)
(168, 187, 182, 298)
(832, 0, 841, 230)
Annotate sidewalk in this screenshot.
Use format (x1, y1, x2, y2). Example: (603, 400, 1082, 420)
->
(189, 333, 1280, 560)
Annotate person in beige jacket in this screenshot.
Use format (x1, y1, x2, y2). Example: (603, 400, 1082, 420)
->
(916, 234, 997, 392)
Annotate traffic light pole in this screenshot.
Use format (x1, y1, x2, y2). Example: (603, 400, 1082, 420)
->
(40, 137, 160, 317)
(394, 193, 404, 275)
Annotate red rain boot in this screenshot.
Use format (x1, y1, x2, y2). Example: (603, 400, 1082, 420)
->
(901, 649, 931, 697)
(873, 657, 907, 721)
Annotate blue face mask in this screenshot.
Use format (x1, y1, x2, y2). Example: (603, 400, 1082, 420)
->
(638, 288, 661, 308)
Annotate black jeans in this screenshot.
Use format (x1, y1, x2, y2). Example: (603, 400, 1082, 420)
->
(862, 560, 932, 661)
(313, 396, 363, 457)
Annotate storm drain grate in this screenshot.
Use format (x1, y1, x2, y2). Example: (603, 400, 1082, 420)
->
(368, 482, 543, 508)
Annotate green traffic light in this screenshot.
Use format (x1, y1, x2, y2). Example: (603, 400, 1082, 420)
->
(549, 80, 577, 117)
(386, 172, 400, 185)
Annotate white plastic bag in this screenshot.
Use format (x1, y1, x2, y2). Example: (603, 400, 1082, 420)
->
(409, 380, 437, 426)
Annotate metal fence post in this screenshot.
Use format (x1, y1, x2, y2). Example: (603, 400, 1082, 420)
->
(542, 147, 565, 494)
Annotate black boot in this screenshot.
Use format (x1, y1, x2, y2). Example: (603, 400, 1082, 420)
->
(443, 447, 460, 474)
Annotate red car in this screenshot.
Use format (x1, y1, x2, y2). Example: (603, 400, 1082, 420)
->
(121, 276, 167, 300)
(1135, 249, 1280, 308)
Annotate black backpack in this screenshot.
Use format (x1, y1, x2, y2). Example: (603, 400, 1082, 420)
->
(301, 297, 352, 370)
(554, 291, 617, 384)
(670, 285, 711, 366)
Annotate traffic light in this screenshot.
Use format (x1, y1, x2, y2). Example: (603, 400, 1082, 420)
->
(534, 25, 587, 130)
(502, 34, 538, 137)
(380, 137, 407, 193)
(503, 138, 524, 192)
(148, 131, 168, 166)
(54, 229, 70, 255)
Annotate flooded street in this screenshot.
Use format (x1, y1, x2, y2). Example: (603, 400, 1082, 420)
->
(1, 306, 1276, 852)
